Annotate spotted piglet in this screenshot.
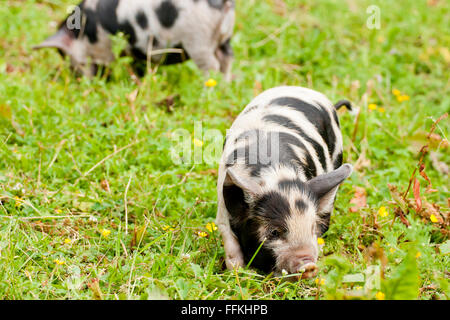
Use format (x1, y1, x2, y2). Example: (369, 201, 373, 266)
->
(216, 86, 353, 278)
(34, 0, 235, 79)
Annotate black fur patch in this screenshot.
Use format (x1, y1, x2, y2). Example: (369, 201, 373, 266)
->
(263, 114, 328, 172)
(118, 21, 137, 44)
(314, 101, 337, 158)
(230, 218, 276, 273)
(225, 130, 276, 177)
(317, 212, 331, 235)
(131, 47, 147, 60)
(207, 0, 225, 10)
(332, 109, 340, 128)
(223, 184, 248, 218)
(230, 190, 291, 272)
(219, 38, 233, 56)
(249, 163, 270, 177)
(156, 1, 179, 28)
(96, 0, 120, 33)
(253, 191, 290, 225)
(295, 199, 308, 212)
(334, 151, 343, 170)
(270, 97, 337, 159)
(159, 44, 190, 65)
(278, 178, 308, 193)
(96, 0, 137, 45)
(225, 130, 317, 179)
(317, 194, 336, 235)
(225, 185, 278, 273)
(277, 132, 317, 180)
(225, 145, 270, 177)
(82, 8, 99, 43)
(136, 10, 148, 29)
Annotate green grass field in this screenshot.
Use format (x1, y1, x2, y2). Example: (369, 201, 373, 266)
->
(0, 0, 449, 300)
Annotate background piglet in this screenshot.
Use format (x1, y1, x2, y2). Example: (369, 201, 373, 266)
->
(34, 0, 235, 79)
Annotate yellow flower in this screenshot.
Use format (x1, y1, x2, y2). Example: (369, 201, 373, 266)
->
(415, 252, 421, 259)
(64, 238, 72, 244)
(315, 278, 326, 285)
(378, 206, 388, 217)
(368, 103, 377, 111)
(100, 229, 111, 238)
(392, 88, 401, 96)
(197, 231, 208, 238)
(206, 222, 217, 233)
(162, 225, 175, 232)
(389, 247, 396, 253)
(397, 94, 410, 102)
(204, 78, 217, 88)
(14, 196, 23, 207)
(429, 214, 438, 223)
(317, 238, 325, 245)
(355, 286, 363, 290)
(56, 209, 62, 214)
(375, 291, 385, 300)
(378, 107, 385, 113)
(193, 138, 204, 147)
(54, 259, 65, 265)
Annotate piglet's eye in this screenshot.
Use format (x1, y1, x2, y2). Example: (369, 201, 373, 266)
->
(269, 229, 281, 239)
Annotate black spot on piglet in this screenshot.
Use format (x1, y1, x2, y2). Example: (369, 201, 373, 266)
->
(96, 0, 120, 34)
(156, 1, 179, 28)
(219, 38, 233, 56)
(81, 9, 99, 43)
(136, 10, 148, 29)
(208, 0, 225, 10)
(254, 191, 290, 223)
(97, 0, 137, 45)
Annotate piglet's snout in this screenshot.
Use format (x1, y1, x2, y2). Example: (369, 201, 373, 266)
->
(288, 251, 318, 278)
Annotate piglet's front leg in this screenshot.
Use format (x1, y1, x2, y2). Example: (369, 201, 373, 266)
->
(216, 202, 244, 270)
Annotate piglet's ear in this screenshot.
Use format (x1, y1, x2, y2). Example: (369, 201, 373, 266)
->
(223, 167, 262, 219)
(33, 27, 74, 53)
(307, 164, 353, 198)
(224, 167, 262, 196)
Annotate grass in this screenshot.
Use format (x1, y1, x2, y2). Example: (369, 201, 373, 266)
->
(0, 0, 449, 300)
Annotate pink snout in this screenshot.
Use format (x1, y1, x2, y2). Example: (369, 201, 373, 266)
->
(288, 252, 318, 279)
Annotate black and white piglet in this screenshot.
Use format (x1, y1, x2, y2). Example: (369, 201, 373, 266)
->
(34, 0, 235, 79)
(216, 86, 353, 278)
